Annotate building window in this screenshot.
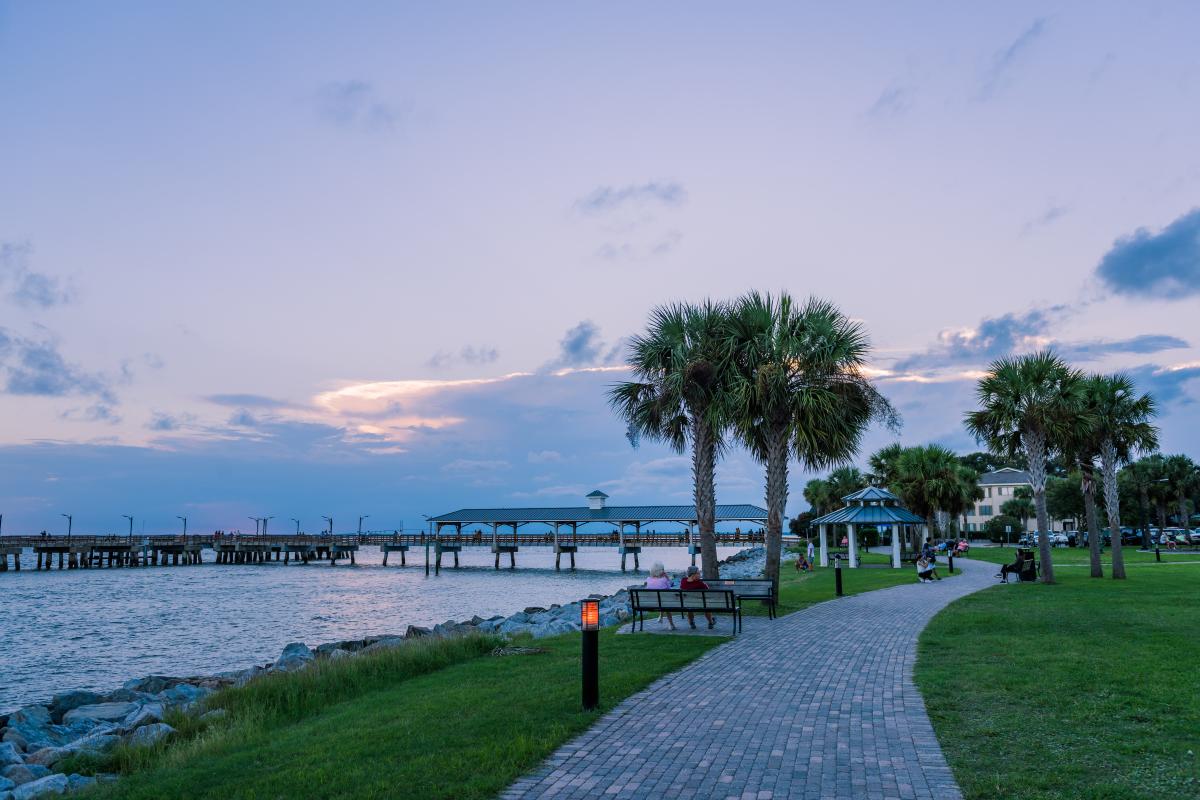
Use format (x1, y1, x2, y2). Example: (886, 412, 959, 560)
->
(980, 505, 993, 517)
(986, 487, 992, 498)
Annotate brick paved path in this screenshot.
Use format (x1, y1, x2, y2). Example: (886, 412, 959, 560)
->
(502, 558, 995, 800)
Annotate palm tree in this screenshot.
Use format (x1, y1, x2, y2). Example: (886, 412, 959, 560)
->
(964, 351, 1086, 584)
(1163, 454, 1199, 531)
(1122, 455, 1166, 547)
(891, 444, 971, 547)
(803, 478, 834, 515)
(867, 443, 905, 488)
(1090, 374, 1158, 580)
(609, 300, 735, 578)
(1065, 376, 1112, 578)
(826, 466, 869, 503)
(1000, 490, 1036, 533)
(726, 292, 895, 588)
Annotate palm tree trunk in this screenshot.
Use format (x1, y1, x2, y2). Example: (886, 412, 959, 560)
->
(1100, 439, 1126, 580)
(1139, 487, 1152, 549)
(762, 427, 788, 592)
(1081, 463, 1102, 578)
(1179, 494, 1190, 531)
(692, 419, 719, 579)
(1023, 430, 1055, 584)
(1156, 503, 1167, 532)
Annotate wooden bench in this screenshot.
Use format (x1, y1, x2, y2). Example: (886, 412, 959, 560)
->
(704, 578, 778, 619)
(628, 589, 741, 634)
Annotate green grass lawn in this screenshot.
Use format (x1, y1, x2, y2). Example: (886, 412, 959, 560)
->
(916, 563, 1200, 800)
(80, 630, 721, 800)
(967, 545, 1200, 568)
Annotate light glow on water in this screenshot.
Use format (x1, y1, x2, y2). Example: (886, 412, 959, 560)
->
(0, 545, 741, 711)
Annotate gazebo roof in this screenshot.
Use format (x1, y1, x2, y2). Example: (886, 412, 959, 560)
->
(810, 484, 925, 526)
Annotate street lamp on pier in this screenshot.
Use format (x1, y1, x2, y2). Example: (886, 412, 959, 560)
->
(358, 515, 369, 536)
(62, 513, 73, 545)
(291, 518, 301, 535)
(248, 516, 261, 536)
(177, 515, 188, 537)
(263, 516, 274, 537)
(322, 516, 333, 536)
(122, 515, 134, 545)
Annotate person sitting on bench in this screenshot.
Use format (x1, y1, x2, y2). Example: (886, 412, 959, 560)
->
(680, 566, 716, 629)
(644, 562, 676, 630)
(997, 552, 1026, 583)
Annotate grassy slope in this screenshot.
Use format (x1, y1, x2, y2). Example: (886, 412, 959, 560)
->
(967, 545, 1199, 567)
(88, 631, 720, 800)
(916, 564, 1200, 800)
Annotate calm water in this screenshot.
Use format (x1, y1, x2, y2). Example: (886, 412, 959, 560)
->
(0, 544, 739, 712)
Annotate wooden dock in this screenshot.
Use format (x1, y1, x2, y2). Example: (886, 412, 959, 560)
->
(0, 531, 764, 575)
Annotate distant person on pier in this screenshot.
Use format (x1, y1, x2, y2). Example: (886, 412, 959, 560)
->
(644, 563, 676, 630)
(680, 566, 715, 630)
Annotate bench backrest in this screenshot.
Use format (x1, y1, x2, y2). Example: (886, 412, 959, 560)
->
(704, 579, 775, 600)
(629, 588, 737, 611)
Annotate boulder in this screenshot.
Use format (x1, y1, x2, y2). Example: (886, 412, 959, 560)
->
(0, 744, 21, 768)
(403, 625, 431, 639)
(2, 765, 49, 785)
(233, 666, 263, 688)
(198, 709, 228, 724)
(122, 676, 178, 695)
(11, 774, 68, 799)
(121, 703, 165, 732)
(498, 619, 532, 636)
(505, 611, 530, 625)
(2, 709, 80, 752)
(127, 723, 174, 748)
(25, 733, 119, 767)
(359, 637, 406, 655)
(104, 688, 156, 704)
(522, 606, 547, 615)
(274, 643, 314, 672)
(0, 776, 14, 792)
(63, 702, 138, 726)
(529, 619, 578, 639)
(1, 732, 27, 752)
(156, 684, 209, 709)
(327, 649, 352, 661)
(46, 692, 102, 722)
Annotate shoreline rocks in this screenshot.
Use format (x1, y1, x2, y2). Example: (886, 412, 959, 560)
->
(0, 546, 765, 798)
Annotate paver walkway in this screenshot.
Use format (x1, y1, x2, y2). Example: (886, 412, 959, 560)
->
(503, 558, 996, 800)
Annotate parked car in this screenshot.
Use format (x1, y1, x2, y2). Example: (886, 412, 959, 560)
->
(1188, 529, 1200, 545)
(1119, 528, 1141, 546)
(1061, 530, 1080, 547)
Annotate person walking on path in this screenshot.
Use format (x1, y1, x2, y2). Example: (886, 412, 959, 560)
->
(806, 538, 815, 563)
(680, 565, 715, 629)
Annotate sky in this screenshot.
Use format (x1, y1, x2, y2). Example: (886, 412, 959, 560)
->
(1, 1, 1198, 535)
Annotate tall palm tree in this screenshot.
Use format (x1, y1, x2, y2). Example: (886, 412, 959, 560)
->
(1059, 377, 1108, 578)
(1122, 455, 1166, 547)
(609, 300, 735, 578)
(826, 466, 869, 503)
(1090, 374, 1158, 580)
(964, 351, 1086, 584)
(726, 292, 895, 588)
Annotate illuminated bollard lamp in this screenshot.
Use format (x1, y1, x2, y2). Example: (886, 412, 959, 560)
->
(581, 598, 600, 710)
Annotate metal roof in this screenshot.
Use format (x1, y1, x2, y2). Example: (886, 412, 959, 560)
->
(979, 468, 1031, 485)
(842, 486, 900, 502)
(430, 503, 768, 525)
(586, 490, 609, 498)
(810, 505, 925, 526)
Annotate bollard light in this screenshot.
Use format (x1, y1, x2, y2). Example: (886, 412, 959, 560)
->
(580, 598, 600, 710)
(581, 599, 600, 631)
(834, 554, 844, 597)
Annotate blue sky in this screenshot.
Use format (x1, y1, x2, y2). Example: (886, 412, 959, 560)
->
(1, 2, 1198, 534)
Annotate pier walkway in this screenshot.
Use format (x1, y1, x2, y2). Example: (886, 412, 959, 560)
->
(504, 558, 994, 800)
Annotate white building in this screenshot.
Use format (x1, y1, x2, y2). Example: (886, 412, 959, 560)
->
(963, 467, 1069, 534)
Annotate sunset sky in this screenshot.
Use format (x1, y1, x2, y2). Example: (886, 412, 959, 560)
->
(2, 1, 1198, 534)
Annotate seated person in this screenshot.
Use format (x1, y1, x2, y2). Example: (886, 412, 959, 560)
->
(916, 556, 938, 583)
(644, 563, 676, 629)
(997, 552, 1026, 583)
(680, 565, 716, 629)
(795, 553, 811, 572)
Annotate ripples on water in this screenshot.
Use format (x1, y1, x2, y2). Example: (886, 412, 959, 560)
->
(0, 545, 738, 711)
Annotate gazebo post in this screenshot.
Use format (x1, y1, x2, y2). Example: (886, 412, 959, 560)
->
(891, 524, 901, 568)
(848, 524, 859, 568)
(819, 524, 828, 567)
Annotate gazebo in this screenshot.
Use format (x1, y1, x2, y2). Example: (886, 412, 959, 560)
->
(809, 486, 926, 569)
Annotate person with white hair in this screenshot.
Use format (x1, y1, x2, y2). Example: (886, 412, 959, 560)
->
(644, 562, 676, 629)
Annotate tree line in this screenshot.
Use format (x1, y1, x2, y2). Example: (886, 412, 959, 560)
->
(610, 294, 1193, 590)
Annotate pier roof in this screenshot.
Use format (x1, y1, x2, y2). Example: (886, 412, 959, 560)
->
(429, 502, 767, 526)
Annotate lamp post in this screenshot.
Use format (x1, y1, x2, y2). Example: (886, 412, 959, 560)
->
(177, 515, 188, 536)
(834, 553, 843, 597)
(322, 516, 333, 536)
(122, 515, 134, 546)
(580, 598, 600, 710)
(291, 518, 301, 535)
(62, 513, 73, 546)
(248, 516, 261, 536)
(263, 516, 274, 537)
(358, 515, 369, 536)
